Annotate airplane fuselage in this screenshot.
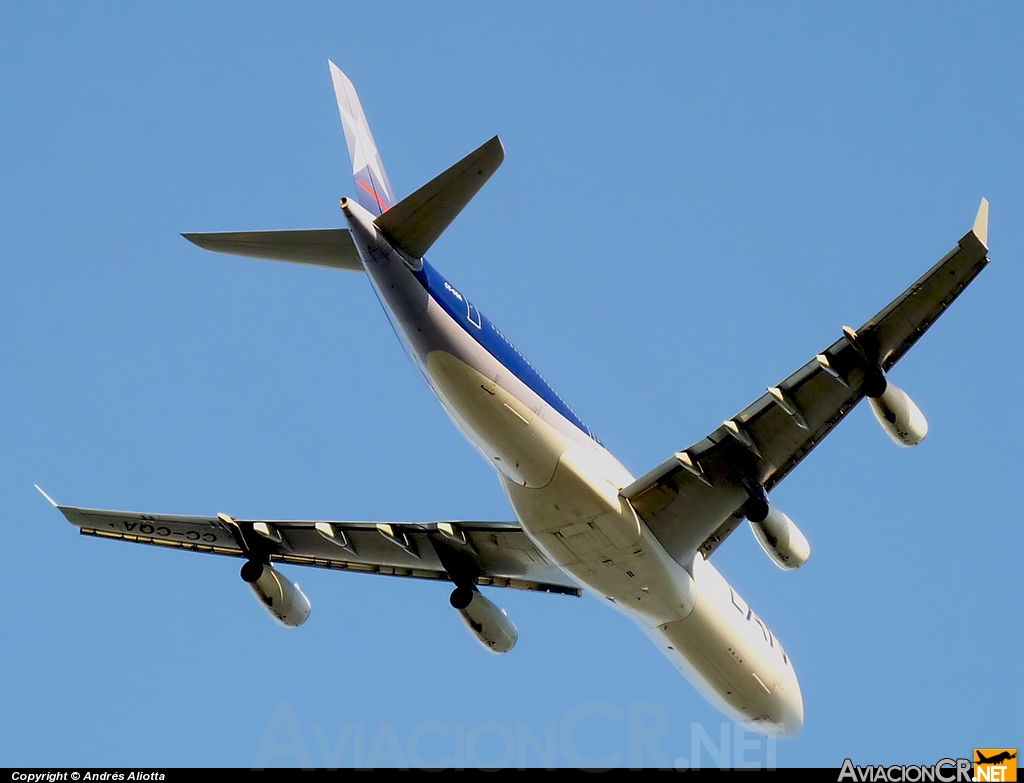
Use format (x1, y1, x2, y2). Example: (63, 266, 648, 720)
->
(342, 199, 804, 737)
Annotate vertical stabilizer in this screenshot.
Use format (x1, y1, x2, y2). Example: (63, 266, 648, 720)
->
(329, 61, 396, 216)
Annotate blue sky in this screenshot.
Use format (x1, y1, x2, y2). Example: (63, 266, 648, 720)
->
(1, 2, 1020, 769)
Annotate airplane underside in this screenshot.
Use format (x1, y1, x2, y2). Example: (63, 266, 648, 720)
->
(42, 61, 991, 744)
(342, 195, 805, 736)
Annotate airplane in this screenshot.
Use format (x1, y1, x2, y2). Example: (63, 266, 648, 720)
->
(976, 751, 1016, 765)
(37, 62, 992, 739)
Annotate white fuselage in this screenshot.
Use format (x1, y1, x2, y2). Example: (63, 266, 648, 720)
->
(343, 200, 803, 737)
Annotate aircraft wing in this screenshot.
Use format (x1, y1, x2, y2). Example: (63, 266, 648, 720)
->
(42, 491, 580, 596)
(622, 201, 990, 563)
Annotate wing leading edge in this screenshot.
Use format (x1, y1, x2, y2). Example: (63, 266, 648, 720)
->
(623, 200, 991, 563)
(42, 491, 580, 597)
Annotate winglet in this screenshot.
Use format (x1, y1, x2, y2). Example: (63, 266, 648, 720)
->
(35, 485, 58, 507)
(973, 198, 989, 249)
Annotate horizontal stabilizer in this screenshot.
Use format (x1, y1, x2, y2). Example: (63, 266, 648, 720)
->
(375, 136, 504, 259)
(182, 229, 363, 272)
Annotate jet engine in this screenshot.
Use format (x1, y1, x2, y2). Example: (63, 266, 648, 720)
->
(866, 381, 928, 447)
(747, 505, 811, 571)
(449, 586, 518, 654)
(240, 561, 311, 628)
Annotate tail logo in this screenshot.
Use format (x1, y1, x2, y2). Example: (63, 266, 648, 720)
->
(338, 103, 382, 180)
(356, 179, 389, 212)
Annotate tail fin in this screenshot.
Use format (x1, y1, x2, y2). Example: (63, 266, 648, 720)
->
(329, 61, 396, 216)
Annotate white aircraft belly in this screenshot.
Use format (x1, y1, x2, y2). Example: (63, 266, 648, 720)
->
(404, 309, 803, 731)
(500, 444, 803, 734)
(352, 213, 803, 736)
(647, 556, 804, 736)
(424, 349, 567, 488)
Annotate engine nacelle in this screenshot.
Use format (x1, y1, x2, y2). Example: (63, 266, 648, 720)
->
(868, 382, 928, 447)
(450, 587, 518, 654)
(748, 505, 811, 571)
(240, 561, 311, 628)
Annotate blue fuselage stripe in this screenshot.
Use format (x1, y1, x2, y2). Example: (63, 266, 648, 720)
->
(412, 261, 598, 443)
